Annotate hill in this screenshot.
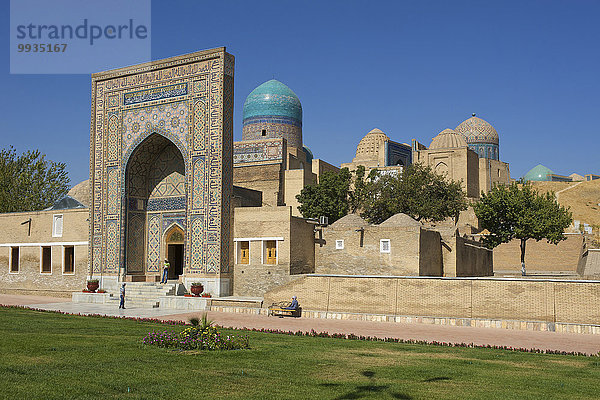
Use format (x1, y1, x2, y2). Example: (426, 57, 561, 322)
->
(530, 180, 600, 228)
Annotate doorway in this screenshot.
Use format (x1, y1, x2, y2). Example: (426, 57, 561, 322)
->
(167, 244, 184, 279)
(165, 225, 184, 280)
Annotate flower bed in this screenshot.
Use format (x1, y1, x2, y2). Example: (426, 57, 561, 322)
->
(143, 324, 249, 351)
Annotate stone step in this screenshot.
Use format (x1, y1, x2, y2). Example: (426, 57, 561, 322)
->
(122, 289, 175, 295)
(104, 282, 184, 308)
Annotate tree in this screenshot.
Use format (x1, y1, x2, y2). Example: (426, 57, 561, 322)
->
(474, 183, 572, 276)
(348, 165, 378, 213)
(360, 163, 467, 224)
(296, 168, 352, 223)
(0, 146, 70, 213)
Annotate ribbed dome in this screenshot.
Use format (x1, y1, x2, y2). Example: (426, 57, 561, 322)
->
(242, 79, 302, 122)
(523, 164, 554, 182)
(455, 115, 499, 145)
(355, 128, 390, 159)
(429, 129, 467, 150)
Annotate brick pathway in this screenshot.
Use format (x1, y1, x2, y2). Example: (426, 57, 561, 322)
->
(2, 294, 599, 356)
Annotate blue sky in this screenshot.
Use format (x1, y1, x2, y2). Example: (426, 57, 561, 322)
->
(1, 0, 599, 185)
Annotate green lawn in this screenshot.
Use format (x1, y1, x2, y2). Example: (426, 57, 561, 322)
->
(0, 308, 599, 399)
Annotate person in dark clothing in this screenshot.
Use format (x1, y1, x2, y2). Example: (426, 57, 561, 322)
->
(119, 283, 126, 309)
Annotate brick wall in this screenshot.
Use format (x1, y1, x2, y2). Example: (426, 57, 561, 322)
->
(234, 163, 284, 207)
(493, 234, 583, 272)
(0, 208, 89, 295)
(316, 225, 424, 276)
(264, 275, 600, 325)
(232, 206, 315, 297)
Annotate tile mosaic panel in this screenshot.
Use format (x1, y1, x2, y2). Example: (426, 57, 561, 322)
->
(233, 139, 283, 164)
(126, 213, 145, 273)
(124, 83, 187, 106)
(147, 214, 161, 273)
(147, 196, 186, 211)
(122, 101, 189, 157)
(106, 220, 119, 272)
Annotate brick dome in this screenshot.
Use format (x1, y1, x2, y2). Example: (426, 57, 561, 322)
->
(429, 129, 467, 149)
(355, 128, 390, 160)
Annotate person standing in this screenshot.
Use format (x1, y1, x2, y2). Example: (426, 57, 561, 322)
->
(161, 259, 170, 284)
(119, 283, 126, 309)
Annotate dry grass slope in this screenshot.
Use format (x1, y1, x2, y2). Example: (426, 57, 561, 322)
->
(530, 180, 600, 228)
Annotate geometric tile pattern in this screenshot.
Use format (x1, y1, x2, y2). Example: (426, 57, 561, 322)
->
(106, 221, 119, 272)
(147, 196, 186, 211)
(122, 101, 189, 157)
(107, 167, 120, 215)
(107, 114, 120, 161)
(148, 145, 185, 198)
(90, 48, 234, 280)
(192, 158, 204, 209)
(126, 213, 145, 273)
(190, 216, 204, 270)
(455, 115, 499, 160)
(193, 100, 206, 151)
(162, 213, 185, 235)
(147, 214, 161, 273)
(233, 138, 284, 164)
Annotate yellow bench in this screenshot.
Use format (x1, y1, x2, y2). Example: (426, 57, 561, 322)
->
(268, 301, 301, 318)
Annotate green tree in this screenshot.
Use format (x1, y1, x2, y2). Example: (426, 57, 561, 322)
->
(348, 165, 378, 213)
(474, 183, 572, 275)
(0, 146, 70, 213)
(360, 163, 467, 224)
(296, 168, 352, 223)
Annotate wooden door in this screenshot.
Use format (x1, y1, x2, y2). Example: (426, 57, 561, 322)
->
(266, 240, 277, 265)
(240, 241, 249, 264)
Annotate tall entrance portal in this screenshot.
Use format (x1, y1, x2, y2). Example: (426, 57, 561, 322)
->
(89, 48, 235, 295)
(125, 134, 185, 280)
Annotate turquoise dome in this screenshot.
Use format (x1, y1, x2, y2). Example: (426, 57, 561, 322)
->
(243, 80, 302, 123)
(303, 145, 313, 163)
(523, 164, 554, 182)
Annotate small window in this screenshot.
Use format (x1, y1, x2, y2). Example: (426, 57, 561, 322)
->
(10, 247, 19, 273)
(64, 246, 74, 274)
(41, 246, 52, 273)
(239, 241, 249, 264)
(380, 239, 391, 253)
(52, 214, 63, 237)
(335, 240, 344, 250)
(265, 240, 277, 265)
(497, 169, 501, 177)
(261, 129, 266, 136)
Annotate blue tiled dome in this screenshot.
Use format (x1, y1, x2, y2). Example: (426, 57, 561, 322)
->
(523, 164, 554, 182)
(455, 114, 500, 160)
(243, 80, 302, 123)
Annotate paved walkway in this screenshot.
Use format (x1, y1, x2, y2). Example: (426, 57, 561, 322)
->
(2, 294, 599, 355)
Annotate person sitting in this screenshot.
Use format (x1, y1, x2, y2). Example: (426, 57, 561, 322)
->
(284, 296, 298, 310)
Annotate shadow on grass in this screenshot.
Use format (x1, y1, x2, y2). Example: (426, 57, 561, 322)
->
(423, 376, 451, 382)
(331, 370, 413, 400)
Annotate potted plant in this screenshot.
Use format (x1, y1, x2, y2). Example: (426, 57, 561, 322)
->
(190, 282, 204, 297)
(86, 279, 99, 293)
(201, 292, 212, 298)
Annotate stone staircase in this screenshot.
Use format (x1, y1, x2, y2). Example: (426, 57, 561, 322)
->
(107, 282, 179, 308)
